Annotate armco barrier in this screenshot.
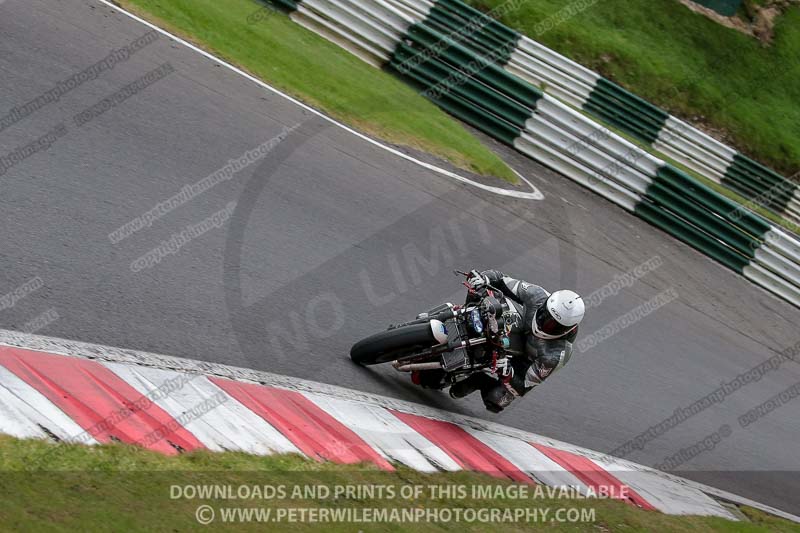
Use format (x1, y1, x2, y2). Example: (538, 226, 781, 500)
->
(506, 32, 800, 228)
(292, 0, 799, 230)
(274, 0, 800, 308)
(497, 11, 800, 228)
(584, 78, 669, 146)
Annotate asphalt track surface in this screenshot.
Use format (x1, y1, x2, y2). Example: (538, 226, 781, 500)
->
(1, 0, 799, 514)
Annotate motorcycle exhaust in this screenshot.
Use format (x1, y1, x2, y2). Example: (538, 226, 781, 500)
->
(392, 361, 442, 372)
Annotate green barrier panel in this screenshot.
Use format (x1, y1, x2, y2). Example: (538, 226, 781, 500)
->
(734, 154, 791, 187)
(584, 79, 667, 145)
(645, 181, 758, 258)
(594, 79, 669, 126)
(436, 0, 519, 45)
(654, 165, 771, 239)
(583, 97, 663, 146)
(268, 0, 298, 11)
(721, 177, 793, 215)
(425, 8, 515, 64)
(722, 172, 793, 213)
(722, 155, 796, 212)
(583, 96, 665, 143)
(401, 23, 542, 109)
(721, 163, 794, 206)
(425, 3, 518, 66)
(726, 157, 790, 192)
(391, 44, 532, 129)
(634, 201, 750, 273)
(389, 49, 521, 144)
(432, 92, 521, 145)
(725, 165, 791, 196)
(583, 100, 662, 146)
(719, 175, 773, 207)
(587, 91, 665, 141)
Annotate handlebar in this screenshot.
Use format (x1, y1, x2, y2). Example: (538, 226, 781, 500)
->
(453, 269, 504, 295)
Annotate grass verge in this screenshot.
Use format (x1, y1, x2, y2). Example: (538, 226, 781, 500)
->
(115, 0, 517, 182)
(468, 0, 800, 178)
(1, 436, 799, 531)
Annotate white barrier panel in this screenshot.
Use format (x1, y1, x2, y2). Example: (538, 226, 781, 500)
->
(389, 0, 433, 20)
(766, 228, 800, 262)
(292, 8, 388, 68)
(754, 245, 800, 290)
(654, 129, 732, 179)
(651, 141, 725, 184)
(506, 50, 594, 103)
(345, 0, 418, 33)
(514, 133, 640, 211)
(663, 116, 738, 163)
(744, 262, 800, 308)
(525, 114, 651, 196)
(297, 0, 408, 62)
(505, 62, 586, 109)
(517, 37, 601, 93)
(537, 95, 664, 178)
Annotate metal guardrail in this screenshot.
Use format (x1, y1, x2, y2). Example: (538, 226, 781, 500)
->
(275, 0, 800, 308)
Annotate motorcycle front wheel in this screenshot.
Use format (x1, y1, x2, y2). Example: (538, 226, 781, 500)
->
(350, 323, 440, 365)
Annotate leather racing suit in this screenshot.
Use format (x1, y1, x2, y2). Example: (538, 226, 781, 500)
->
(449, 270, 577, 412)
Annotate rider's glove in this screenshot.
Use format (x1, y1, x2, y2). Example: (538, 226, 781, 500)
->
(467, 270, 489, 291)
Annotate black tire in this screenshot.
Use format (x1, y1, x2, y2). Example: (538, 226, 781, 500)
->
(350, 323, 438, 365)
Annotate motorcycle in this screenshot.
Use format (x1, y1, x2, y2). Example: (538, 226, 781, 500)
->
(350, 270, 518, 388)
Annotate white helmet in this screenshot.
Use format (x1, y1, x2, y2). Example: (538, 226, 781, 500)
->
(532, 290, 585, 339)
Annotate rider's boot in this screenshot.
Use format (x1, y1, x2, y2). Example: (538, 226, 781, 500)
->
(481, 384, 516, 413)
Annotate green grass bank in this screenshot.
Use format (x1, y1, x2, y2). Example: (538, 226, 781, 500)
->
(2, 436, 799, 531)
(468, 0, 800, 178)
(118, 0, 517, 181)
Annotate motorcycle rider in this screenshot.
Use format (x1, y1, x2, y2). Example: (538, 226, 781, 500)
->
(446, 269, 585, 413)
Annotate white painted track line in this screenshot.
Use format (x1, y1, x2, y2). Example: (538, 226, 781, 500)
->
(93, 0, 544, 200)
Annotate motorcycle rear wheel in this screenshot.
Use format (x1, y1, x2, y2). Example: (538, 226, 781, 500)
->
(350, 323, 439, 365)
